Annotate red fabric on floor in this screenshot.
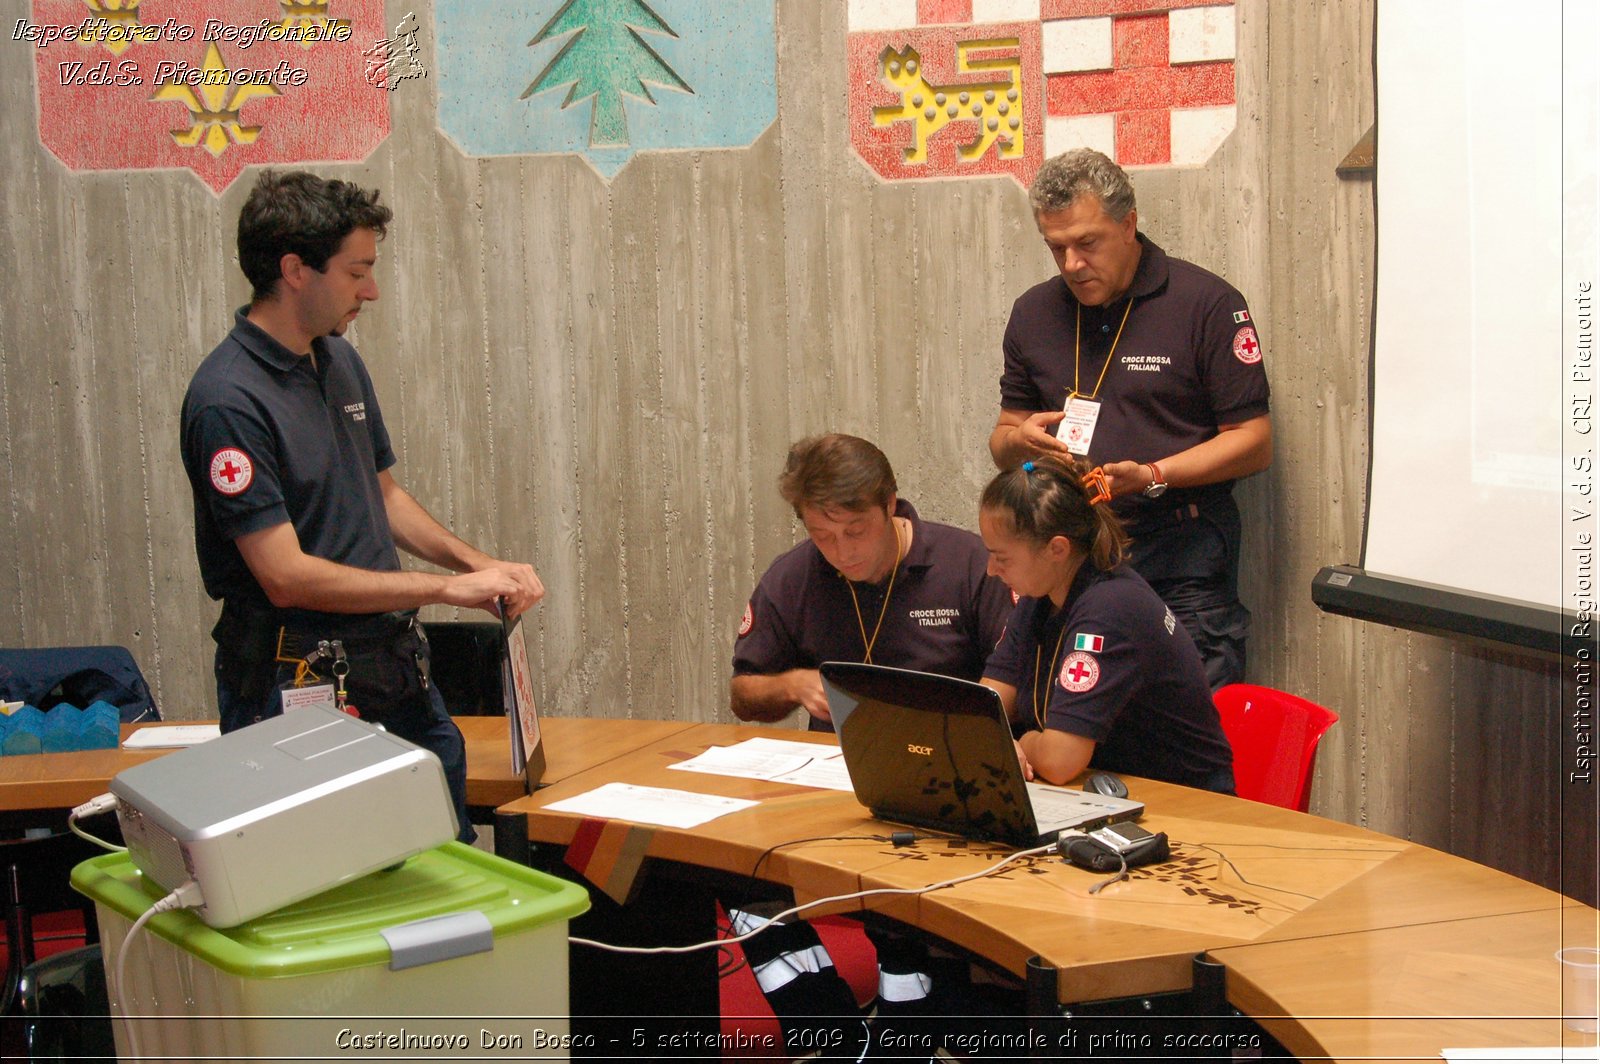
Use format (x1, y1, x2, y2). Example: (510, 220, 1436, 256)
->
(1, 909, 89, 973)
(719, 909, 877, 1061)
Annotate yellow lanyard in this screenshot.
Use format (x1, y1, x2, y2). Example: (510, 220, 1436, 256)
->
(1031, 622, 1071, 731)
(844, 521, 904, 665)
(1072, 297, 1136, 400)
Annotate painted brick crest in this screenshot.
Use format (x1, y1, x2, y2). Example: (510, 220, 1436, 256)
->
(847, 0, 1237, 184)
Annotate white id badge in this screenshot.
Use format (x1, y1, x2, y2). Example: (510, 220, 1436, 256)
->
(1056, 396, 1101, 455)
(281, 684, 336, 714)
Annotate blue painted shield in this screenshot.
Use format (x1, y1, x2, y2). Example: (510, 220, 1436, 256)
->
(436, 0, 776, 179)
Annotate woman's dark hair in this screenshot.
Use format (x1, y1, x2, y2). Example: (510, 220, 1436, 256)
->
(980, 454, 1129, 571)
(237, 170, 393, 302)
(777, 434, 896, 517)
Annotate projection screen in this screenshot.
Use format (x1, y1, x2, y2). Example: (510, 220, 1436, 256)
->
(1313, 0, 1596, 655)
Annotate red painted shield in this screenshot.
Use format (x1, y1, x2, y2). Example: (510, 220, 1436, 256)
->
(847, 2, 1237, 179)
(30, 0, 389, 193)
(847, 21, 1044, 186)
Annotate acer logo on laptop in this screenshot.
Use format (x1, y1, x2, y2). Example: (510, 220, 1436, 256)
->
(907, 743, 933, 756)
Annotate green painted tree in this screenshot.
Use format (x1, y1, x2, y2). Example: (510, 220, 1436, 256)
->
(522, 0, 692, 147)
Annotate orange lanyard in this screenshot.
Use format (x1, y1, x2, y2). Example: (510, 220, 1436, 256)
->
(844, 521, 904, 665)
(1031, 622, 1071, 730)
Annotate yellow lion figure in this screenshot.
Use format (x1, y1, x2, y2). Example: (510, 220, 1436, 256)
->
(872, 40, 1024, 164)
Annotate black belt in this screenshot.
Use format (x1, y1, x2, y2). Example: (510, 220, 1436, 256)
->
(1122, 499, 1205, 536)
(273, 613, 420, 657)
(215, 604, 432, 712)
(218, 601, 415, 643)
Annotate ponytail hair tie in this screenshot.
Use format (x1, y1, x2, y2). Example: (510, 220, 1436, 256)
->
(1021, 461, 1035, 473)
(1081, 466, 1113, 506)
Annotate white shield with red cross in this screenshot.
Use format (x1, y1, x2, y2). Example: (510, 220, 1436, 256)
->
(209, 448, 254, 495)
(1232, 325, 1261, 364)
(1058, 649, 1100, 692)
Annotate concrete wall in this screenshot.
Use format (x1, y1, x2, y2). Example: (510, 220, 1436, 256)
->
(0, 1, 1584, 900)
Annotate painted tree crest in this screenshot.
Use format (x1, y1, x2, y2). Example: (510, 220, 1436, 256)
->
(437, 0, 775, 181)
(522, 0, 693, 149)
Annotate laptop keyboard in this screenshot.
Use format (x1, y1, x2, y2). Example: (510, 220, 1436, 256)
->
(1027, 782, 1091, 825)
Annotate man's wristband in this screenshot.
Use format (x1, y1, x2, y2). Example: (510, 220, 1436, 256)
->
(1142, 462, 1169, 498)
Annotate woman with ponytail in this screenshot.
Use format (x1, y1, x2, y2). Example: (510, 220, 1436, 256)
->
(978, 455, 1235, 792)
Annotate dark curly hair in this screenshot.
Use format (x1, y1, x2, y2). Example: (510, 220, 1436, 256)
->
(237, 170, 393, 302)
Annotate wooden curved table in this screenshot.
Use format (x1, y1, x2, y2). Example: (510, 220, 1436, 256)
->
(494, 721, 1600, 1063)
(0, 715, 693, 817)
(9, 716, 1593, 1059)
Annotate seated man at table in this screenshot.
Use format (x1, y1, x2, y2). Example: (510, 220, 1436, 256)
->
(733, 433, 1012, 729)
(729, 433, 1014, 1042)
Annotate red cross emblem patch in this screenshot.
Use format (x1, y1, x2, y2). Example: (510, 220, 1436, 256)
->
(738, 602, 754, 638)
(1059, 650, 1100, 693)
(1232, 326, 1261, 365)
(209, 447, 254, 496)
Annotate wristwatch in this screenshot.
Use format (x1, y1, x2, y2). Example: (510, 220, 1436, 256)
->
(1142, 462, 1168, 498)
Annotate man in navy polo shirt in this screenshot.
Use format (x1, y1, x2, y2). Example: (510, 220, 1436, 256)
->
(733, 433, 1011, 730)
(728, 434, 1013, 1044)
(180, 170, 543, 842)
(989, 149, 1272, 690)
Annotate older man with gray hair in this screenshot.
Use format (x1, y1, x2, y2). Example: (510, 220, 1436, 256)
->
(989, 148, 1272, 690)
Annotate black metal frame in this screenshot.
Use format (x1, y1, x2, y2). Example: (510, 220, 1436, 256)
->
(1026, 953, 1296, 1061)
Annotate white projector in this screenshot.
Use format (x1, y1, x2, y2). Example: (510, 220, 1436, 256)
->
(111, 705, 458, 928)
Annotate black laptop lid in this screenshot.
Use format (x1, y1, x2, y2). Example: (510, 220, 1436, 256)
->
(820, 661, 1037, 846)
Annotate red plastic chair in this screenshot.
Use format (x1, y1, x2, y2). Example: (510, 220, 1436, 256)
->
(1212, 684, 1339, 812)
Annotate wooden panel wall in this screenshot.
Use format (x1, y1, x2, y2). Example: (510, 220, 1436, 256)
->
(0, 1, 1583, 899)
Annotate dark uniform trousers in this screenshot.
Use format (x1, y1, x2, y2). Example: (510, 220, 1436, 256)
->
(212, 608, 475, 843)
(1126, 496, 1250, 692)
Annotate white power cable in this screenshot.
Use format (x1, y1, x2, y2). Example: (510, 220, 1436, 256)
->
(68, 792, 125, 853)
(113, 879, 203, 1062)
(570, 842, 1055, 955)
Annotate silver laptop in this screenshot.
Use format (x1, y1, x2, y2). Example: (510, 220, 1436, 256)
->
(821, 662, 1144, 847)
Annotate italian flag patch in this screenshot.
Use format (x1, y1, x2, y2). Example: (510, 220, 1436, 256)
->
(1074, 633, 1104, 653)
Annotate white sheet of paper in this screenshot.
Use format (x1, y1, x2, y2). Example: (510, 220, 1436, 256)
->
(1442, 1049, 1598, 1062)
(541, 782, 757, 829)
(668, 738, 854, 791)
(122, 724, 221, 749)
(771, 755, 855, 792)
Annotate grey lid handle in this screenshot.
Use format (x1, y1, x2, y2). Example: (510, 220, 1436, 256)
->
(381, 910, 493, 970)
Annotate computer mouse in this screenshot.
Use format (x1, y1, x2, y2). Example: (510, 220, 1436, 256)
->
(1084, 771, 1129, 799)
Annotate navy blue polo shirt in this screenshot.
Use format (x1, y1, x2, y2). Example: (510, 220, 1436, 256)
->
(180, 309, 399, 628)
(734, 500, 1014, 731)
(983, 563, 1233, 789)
(999, 235, 1270, 529)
